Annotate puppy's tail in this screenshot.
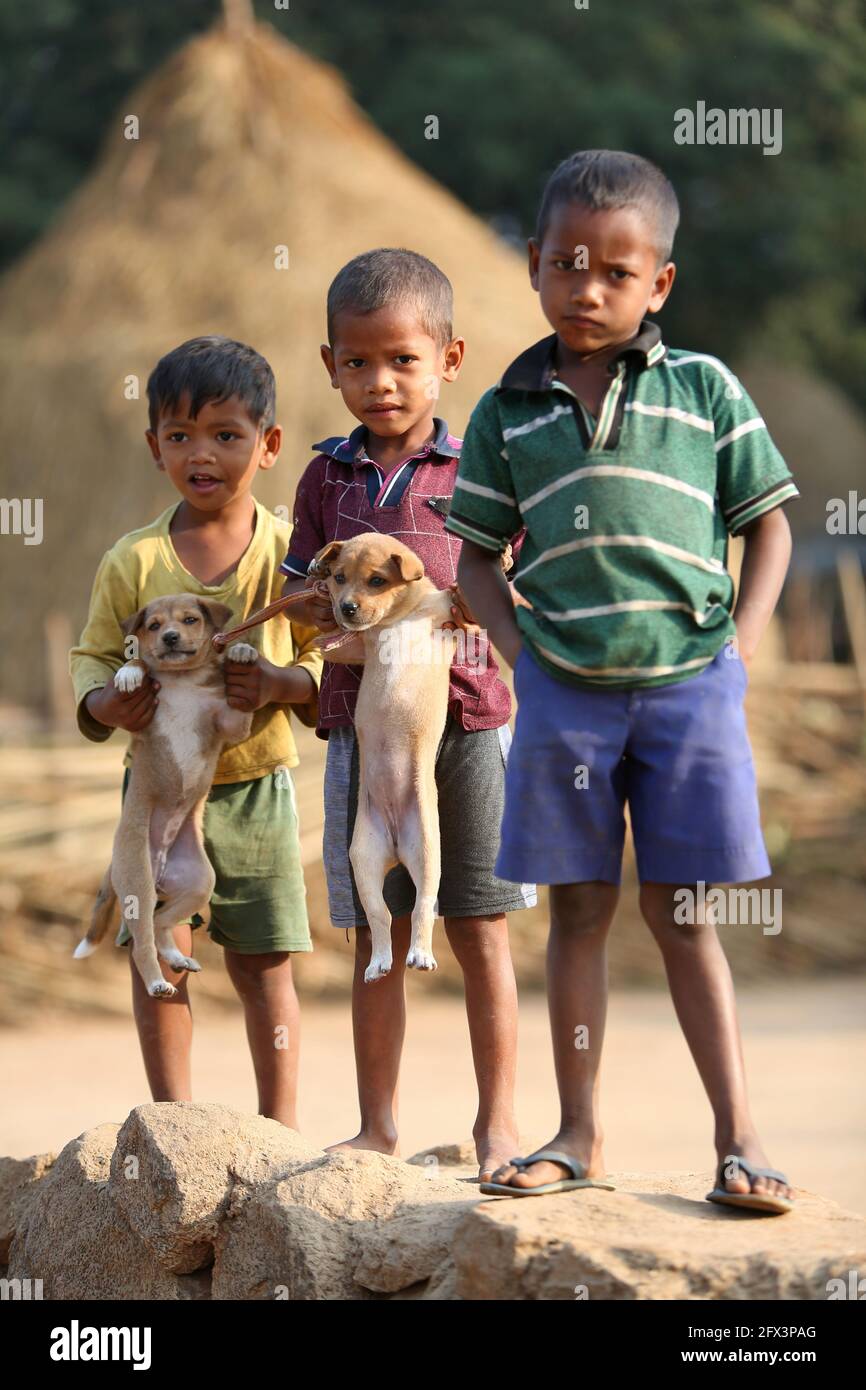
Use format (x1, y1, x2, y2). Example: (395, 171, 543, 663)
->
(74, 866, 117, 958)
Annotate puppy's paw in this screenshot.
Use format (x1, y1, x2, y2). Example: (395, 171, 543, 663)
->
(406, 947, 438, 972)
(148, 979, 177, 999)
(364, 954, 393, 983)
(159, 948, 201, 973)
(226, 642, 258, 664)
(114, 662, 145, 694)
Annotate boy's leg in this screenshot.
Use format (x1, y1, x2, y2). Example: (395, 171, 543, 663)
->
(490, 881, 618, 1190)
(128, 922, 194, 1102)
(201, 770, 312, 1130)
(628, 648, 792, 1203)
(640, 883, 793, 1204)
(223, 949, 301, 1129)
(443, 913, 519, 1181)
(120, 768, 194, 1102)
(327, 915, 411, 1155)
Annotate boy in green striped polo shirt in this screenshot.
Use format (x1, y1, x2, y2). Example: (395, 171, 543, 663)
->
(447, 150, 798, 1213)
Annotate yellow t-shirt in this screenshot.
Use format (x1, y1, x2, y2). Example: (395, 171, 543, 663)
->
(69, 496, 322, 783)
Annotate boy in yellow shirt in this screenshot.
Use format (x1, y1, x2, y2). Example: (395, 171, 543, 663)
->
(69, 336, 323, 1127)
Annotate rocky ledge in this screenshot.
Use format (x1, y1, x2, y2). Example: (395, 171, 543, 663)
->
(2, 1103, 863, 1300)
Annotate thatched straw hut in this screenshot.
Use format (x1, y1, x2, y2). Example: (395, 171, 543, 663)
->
(0, 19, 545, 709)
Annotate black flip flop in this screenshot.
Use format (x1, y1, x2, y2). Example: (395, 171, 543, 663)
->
(706, 1154, 794, 1214)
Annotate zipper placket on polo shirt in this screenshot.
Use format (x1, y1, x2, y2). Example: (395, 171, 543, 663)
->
(361, 446, 432, 508)
(589, 360, 627, 450)
(551, 359, 629, 453)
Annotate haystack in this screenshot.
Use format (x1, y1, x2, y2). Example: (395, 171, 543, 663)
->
(0, 19, 546, 708)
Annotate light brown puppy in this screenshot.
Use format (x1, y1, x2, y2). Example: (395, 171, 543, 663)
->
(310, 533, 460, 982)
(74, 594, 257, 997)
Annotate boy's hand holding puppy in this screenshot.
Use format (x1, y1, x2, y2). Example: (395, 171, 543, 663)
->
(84, 642, 315, 723)
(85, 671, 161, 733)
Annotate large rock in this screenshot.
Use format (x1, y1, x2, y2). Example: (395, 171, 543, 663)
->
(0, 1152, 54, 1262)
(452, 1170, 866, 1300)
(109, 1103, 320, 1274)
(7, 1124, 208, 1299)
(213, 1148, 475, 1300)
(5, 1113, 864, 1301)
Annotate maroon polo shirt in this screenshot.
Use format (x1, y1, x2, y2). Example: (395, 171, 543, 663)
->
(280, 417, 523, 738)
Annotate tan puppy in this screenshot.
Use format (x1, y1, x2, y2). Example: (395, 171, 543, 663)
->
(310, 533, 461, 982)
(74, 595, 257, 997)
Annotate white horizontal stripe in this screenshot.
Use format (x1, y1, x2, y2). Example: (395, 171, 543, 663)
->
(521, 464, 715, 514)
(662, 353, 742, 398)
(533, 642, 714, 680)
(279, 558, 308, 577)
(714, 417, 766, 452)
(725, 479, 795, 518)
(539, 599, 726, 623)
(502, 403, 573, 441)
(625, 401, 714, 434)
(453, 476, 516, 506)
(517, 534, 727, 580)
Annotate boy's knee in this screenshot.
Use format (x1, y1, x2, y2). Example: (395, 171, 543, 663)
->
(640, 884, 714, 939)
(549, 882, 618, 937)
(444, 914, 507, 955)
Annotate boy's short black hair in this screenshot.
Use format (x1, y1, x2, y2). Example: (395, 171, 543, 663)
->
(146, 336, 276, 432)
(326, 248, 453, 347)
(535, 150, 680, 264)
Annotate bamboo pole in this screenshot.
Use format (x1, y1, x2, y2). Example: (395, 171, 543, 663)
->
(836, 549, 866, 693)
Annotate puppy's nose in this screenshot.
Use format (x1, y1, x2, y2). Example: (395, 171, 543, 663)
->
(340, 600, 359, 619)
(163, 629, 180, 646)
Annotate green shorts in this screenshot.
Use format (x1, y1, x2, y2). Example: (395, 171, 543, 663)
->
(115, 767, 312, 955)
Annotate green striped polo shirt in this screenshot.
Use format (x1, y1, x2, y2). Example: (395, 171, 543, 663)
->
(445, 320, 798, 689)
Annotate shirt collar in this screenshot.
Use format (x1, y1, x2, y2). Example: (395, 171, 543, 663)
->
(312, 416, 460, 466)
(497, 319, 666, 393)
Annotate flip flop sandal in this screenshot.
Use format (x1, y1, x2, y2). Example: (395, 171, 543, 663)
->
(706, 1155, 794, 1215)
(479, 1149, 616, 1198)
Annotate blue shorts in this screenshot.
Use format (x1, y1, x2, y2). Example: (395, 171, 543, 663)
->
(496, 642, 771, 887)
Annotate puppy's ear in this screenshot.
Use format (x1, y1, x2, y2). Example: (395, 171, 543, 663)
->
(120, 607, 148, 637)
(195, 599, 234, 631)
(308, 541, 344, 578)
(389, 550, 425, 583)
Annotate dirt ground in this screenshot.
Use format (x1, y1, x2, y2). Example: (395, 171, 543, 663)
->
(2, 975, 864, 1216)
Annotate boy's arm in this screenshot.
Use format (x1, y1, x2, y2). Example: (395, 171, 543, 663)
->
(445, 388, 524, 666)
(713, 366, 798, 663)
(69, 548, 160, 737)
(456, 541, 523, 668)
(732, 508, 792, 663)
(277, 458, 337, 629)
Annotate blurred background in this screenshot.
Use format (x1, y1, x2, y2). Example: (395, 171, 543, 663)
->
(0, 0, 864, 1206)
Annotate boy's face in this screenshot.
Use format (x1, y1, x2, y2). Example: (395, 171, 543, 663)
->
(321, 305, 464, 437)
(146, 394, 280, 510)
(528, 202, 675, 356)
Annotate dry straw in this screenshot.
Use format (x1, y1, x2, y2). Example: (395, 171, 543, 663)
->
(0, 19, 545, 706)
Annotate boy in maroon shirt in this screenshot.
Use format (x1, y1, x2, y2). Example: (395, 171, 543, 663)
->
(282, 249, 535, 1180)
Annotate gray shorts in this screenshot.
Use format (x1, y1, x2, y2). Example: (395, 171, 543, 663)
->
(323, 719, 537, 929)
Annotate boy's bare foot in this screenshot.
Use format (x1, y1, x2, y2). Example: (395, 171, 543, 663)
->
(488, 1128, 606, 1190)
(715, 1135, 794, 1203)
(475, 1123, 521, 1183)
(325, 1130, 399, 1158)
